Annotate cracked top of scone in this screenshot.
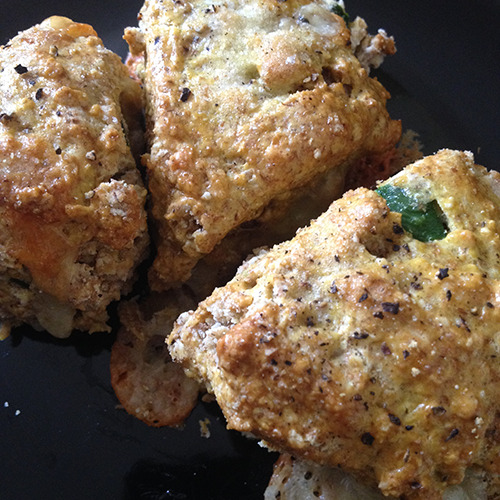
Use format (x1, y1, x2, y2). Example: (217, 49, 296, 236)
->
(0, 16, 149, 338)
(126, 0, 401, 290)
(169, 150, 500, 499)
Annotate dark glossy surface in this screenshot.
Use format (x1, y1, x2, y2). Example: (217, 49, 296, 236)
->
(0, 2, 498, 499)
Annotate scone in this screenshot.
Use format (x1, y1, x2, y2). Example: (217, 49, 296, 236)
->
(0, 17, 149, 338)
(169, 150, 500, 499)
(125, 0, 401, 290)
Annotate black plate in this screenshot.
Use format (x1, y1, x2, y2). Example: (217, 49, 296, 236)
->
(1, 2, 499, 499)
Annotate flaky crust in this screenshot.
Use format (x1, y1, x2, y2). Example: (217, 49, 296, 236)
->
(127, 0, 401, 290)
(169, 150, 500, 498)
(0, 17, 149, 337)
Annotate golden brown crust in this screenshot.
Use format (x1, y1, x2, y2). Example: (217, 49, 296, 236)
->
(129, 0, 401, 290)
(169, 150, 500, 498)
(0, 17, 149, 337)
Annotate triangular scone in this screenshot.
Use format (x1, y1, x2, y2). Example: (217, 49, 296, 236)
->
(169, 150, 500, 499)
(125, 0, 401, 290)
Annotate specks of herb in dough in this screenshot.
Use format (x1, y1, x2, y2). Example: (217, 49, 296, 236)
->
(14, 64, 28, 74)
(35, 88, 44, 100)
(486, 302, 494, 308)
(437, 268, 449, 280)
(373, 311, 384, 319)
(445, 428, 459, 442)
(405, 425, 414, 431)
(270, 358, 278, 366)
(180, 87, 192, 102)
(306, 317, 315, 327)
(334, 254, 340, 263)
(382, 302, 399, 314)
(446, 290, 452, 301)
(358, 291, 368, 303)
(54, 147, 62, 155)
(154, 36, 160, 44)
(388, 413, 401, 426)
(393, 244, 400, 252)
(410, 482, 422, 490)
(361, 432, 375, 446)
(329, 281, 338, 293)
(402, 350, 410, 359)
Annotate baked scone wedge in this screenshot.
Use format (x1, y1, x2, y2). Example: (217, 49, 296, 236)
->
(0, 17, 149, 338)
(169, 150, 500, 499)
(125, 0, 401, 290)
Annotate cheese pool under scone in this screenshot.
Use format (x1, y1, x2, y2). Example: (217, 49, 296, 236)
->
(0, 17, 149, 338)
(125, 0, 401, 290)
(169, 150, 500, 499)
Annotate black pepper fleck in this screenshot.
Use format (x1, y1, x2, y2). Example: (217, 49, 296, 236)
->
(373, 311, 384, 319)
(437, 268, 449, 280)
(334, 255, 340, 263)
(382, 302, 399, 314)
(486, 302, 494, 308)
(432, 406, 447, 416)
(393, 223, 404, 234)
(403, 350, 410, 359)
(14, 64, 28, 74)
(405, 425, 414, 431)
(388, 413, 401, 426)
(445, 428, 459, 442)
(180, 87, 192, 102)
(358, 291, 369, 303)
(381, 342, 392, 355)
(361, 432, 375, 446)
(35, 88, 44, 100)
(351, 331, 369, 340)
